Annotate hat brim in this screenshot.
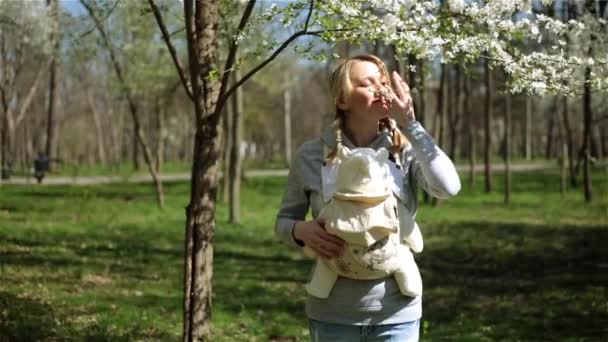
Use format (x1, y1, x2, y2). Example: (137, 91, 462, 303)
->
(333, 192, 391, 203)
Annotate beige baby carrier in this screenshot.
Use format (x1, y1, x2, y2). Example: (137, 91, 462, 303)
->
(304, 122, 424, 298)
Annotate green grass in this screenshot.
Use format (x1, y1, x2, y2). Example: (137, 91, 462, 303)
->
(0, 167, 607, 341)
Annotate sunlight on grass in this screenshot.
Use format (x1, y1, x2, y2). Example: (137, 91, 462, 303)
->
(1, 168, 606, 340)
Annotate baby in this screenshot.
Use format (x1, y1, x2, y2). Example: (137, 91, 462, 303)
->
(304, 144, 423, 298)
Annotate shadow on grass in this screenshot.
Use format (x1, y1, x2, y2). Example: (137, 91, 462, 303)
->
(0, 292, 62, 341)
(3, 186, 607, 341)
(421, 221, 608, 340)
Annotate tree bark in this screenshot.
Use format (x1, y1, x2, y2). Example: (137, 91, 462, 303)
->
(556, 96, 568, 194)
(449, 65, 461, 161)
(87, 91, 107, 165)
(504, 91, 511, 204)
(222, 98, 232, 203)
(484, 59, 493, 193)
(434, 64, 446, 146)
(228, 69, 243, 224)
(582, 46, 593, 202)
(464, 74, 475, 188)
(524, 96, 532, 160)
(561, 96, 576, 187)
(45, 0, 60, 168)
(283, 73, 292, 166)
(545, 110, 555, 159)
(182, 0, 220, 340)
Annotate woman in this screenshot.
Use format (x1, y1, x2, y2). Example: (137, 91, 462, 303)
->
(275, 54, 461, 341)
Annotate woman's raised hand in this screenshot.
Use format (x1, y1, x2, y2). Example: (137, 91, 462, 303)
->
(389, 71, 416, 124)
(293, 218, 345, 259)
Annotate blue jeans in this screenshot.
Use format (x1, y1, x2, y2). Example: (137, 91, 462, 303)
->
(309, 319, 420, 342)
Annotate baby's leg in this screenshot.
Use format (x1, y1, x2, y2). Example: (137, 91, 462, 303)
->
(393, 248, 422, 297)
(305, 260, 338, 298)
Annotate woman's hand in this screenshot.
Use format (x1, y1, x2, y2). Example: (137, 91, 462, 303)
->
(293, 218, 345, 259)
(388, 71, 416, 125)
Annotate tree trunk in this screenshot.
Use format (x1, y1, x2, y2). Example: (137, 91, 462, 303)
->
(449, 65, 461, 161)
(88, 92, 107, 165)
(80, 0, 164, 207)
(524, 96, 532, 160)
(222, 98, 232, 203)
(504, 91, 511, 204)
(556, 96, 568, 194)
(45, 0, 60, 169)
(182, 0, 220, 340)
(582, 46, 593, 202)
(434, 64, 446, 146)
(561, 96, 576, 186)
(465, 75, 475, 188)
(545, 111, 555, 159)
(133, 120, 141, 170)
(484, 59, 493, 192)
(283, 73, 292, 166)
(228, 69, 243, 224)
(156, 98, 165, 176)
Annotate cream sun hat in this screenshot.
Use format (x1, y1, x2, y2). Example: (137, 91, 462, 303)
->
(333, 145, 392, 203)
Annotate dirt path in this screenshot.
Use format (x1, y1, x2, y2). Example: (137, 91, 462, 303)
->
(2, 162, 556, 186)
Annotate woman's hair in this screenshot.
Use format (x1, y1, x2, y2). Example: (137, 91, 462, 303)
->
(326, 54, 408, 164)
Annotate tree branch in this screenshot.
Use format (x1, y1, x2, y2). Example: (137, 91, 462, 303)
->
(215, 0, 257, 118)
(77, 0, 121, 40)
(147, 0, 193, 101)
(216, 0, 328, 116)
(14, 66, 45, 128)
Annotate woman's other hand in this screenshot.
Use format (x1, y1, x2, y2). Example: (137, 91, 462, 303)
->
(389, 71, 416, 125)
(293, 218, 345, 259)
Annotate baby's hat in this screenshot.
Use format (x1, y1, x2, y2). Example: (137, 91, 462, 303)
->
(333, 146, 391, 203)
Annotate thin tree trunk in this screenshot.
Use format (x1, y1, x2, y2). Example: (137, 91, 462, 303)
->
(88, 92, 107, 165)
(155, 99, 165, 176)
(283, 73, 292, 166)
(222, 99, 232, 203)
(446, 65, 454, 158)
(504, 91, 511, 204)
(133, 121, 141, 170)
(45, 0, 60, 169)
(449, 65, 461, 160)
(484, 59, 493, 193)
(434, 64, 446, 145)
(582, 46, 593, 202)
(556, 96, 568, 194)
(464, 75, 475, 188)
(81, 0, 164, 207)
(525, 96, 532, 160)
(228, 69, 243, 224)
(545, 111, 555, 159)
(561, 96, 576, 186)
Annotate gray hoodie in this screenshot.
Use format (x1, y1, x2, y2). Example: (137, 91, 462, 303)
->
(275, 120, 461, 325)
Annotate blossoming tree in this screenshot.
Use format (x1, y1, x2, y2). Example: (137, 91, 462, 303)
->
(149, 0, 606, 340)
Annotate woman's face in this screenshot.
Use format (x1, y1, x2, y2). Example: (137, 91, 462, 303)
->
(338, 60, 391, 126)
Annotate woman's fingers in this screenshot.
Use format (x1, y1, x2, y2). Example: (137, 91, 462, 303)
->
(314, 229, 344, 258)
(392, 71, 408, 104)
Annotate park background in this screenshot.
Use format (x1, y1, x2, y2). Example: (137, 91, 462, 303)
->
(1, 0, 607, 341)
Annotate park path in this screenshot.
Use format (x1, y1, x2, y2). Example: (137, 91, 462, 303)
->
(2, 162, 556, 186)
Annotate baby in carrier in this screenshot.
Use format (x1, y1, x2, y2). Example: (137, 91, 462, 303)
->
(304, 122, 424, 298)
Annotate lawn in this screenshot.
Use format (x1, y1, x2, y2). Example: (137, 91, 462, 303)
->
(0, 167, 607, 341)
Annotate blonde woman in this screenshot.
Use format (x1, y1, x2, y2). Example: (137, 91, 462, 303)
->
(275, 54, 461, 341)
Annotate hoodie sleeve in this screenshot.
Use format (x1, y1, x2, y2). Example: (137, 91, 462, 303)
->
(274, 140, 321, 248)
(403, 120, 461, 199)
